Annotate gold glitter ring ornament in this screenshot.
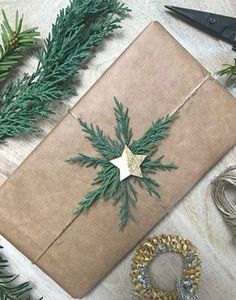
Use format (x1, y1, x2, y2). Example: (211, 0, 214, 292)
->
(130, 234, 201, 300)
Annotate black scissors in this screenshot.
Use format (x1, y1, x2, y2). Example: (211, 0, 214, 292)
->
(165, 6, 236, 51)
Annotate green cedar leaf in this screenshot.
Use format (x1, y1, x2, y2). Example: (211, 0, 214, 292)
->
(0, 0, 130, 143)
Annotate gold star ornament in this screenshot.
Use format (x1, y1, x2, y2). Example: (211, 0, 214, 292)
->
(110, 145, 147, 181)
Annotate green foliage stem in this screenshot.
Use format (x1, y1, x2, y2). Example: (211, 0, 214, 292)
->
(0, 0, 130, 143)
(0, 10, 40, 83)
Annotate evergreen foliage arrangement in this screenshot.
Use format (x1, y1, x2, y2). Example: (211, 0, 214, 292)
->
(67, 98, 178, 229)
(0, 0, 130, 144)
(0, 10, 40, 83)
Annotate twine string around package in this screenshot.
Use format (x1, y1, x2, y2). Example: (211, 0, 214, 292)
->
(211, 165, 236, 244)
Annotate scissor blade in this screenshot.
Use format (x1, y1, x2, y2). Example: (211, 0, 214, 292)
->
(165, 6, 236, 47)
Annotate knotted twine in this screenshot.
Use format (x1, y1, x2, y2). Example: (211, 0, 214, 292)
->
(211, 166, 236, 244)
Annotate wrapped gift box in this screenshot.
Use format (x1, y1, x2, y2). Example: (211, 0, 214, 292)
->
(0, 22, 236, 298)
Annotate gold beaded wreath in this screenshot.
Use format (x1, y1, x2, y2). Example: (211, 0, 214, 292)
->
(130, 234, 201, 300)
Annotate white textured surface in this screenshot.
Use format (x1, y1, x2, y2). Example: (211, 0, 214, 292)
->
(0, 1, 236, 299)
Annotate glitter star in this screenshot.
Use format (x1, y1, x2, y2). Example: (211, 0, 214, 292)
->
(110, 145, 147, 181)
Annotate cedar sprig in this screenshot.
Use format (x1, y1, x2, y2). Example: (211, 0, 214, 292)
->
(130, 112, 177, 155)
(114, 98, 133, 147)
(0, 10, 40, 83)
(77, 118, 121, 159)
(0, 245, 42, 299)
(217, 58, 236, 85)
(67, 98, 177, 229)
(0, 0, 130, 144)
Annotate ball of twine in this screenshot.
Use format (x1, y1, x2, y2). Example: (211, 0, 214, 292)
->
(211, 166, 236, 244)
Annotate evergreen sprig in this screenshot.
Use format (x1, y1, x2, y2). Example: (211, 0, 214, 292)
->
(217, 58, 236, 85)
(0, 0, 130, 144)
(0, 245, 42, 299)
(114, 99, 133, 147)
(0, 10, 39, 83)
(67, 98, 177, 229)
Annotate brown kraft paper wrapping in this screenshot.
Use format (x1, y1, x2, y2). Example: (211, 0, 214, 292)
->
(0, 22, 236, 298)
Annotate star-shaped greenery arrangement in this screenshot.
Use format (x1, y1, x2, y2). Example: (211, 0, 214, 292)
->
(66, 98, 178, 229)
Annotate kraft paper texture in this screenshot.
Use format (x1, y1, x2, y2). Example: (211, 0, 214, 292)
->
(0, 22, 236, 298)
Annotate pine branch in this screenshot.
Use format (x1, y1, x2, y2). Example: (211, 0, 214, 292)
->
(114, 97, 133, 147)
(130, 112, 178, 154)
(0, 245, 42, 300)
(0, 10, 40, 83)
(0, 0, 130, 143)
(217, 58, 236, 85)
